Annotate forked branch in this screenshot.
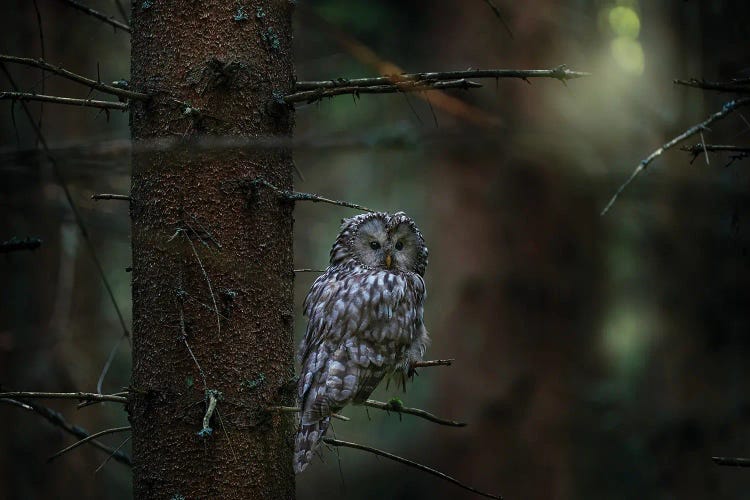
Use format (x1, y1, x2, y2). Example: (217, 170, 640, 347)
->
(601, 98, 750, 215)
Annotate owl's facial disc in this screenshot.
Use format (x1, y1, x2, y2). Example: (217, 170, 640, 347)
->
(349, 216, 422, 272)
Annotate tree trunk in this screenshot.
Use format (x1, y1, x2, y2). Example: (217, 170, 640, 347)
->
(129, 2, 296, 498)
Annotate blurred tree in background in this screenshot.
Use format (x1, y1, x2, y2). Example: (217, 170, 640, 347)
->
(2, 1, 750, 499)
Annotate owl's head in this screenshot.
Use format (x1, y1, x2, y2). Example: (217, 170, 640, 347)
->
(330, 212, 428, 276)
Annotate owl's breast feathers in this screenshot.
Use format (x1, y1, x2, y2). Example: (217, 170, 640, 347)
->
(294, 263, 428, 473)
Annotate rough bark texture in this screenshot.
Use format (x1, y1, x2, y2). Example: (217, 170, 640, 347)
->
(129, 2, 295, 498)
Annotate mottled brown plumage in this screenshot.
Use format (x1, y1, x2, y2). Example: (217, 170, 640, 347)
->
(294, 212, 429, 473)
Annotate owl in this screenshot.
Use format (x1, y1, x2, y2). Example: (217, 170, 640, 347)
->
(294, 211, 430, 473)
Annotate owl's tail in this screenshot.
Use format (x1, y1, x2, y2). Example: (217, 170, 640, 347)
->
(293, 417, 330, 473)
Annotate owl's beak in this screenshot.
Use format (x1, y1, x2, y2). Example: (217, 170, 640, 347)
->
(385, 253, 392, 269)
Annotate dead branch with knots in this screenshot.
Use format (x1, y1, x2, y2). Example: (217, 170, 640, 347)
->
(92, 193, 131, 201)
(248, 177, 376, 212)
(362, 399, 467, 427)
(0, 391, 128, 404)
(0, 55, 148, 101)
(288, 65, 590, 103)
(0, 91, 128, 110)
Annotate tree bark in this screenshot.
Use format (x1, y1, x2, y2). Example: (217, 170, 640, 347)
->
(129, 2, 295, 498)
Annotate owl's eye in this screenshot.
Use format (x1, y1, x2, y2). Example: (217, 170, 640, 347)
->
(395, 241, 404, 251)
(370, 241, 381, 250)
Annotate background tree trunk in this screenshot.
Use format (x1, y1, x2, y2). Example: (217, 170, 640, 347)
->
(129, 2, 296, 498)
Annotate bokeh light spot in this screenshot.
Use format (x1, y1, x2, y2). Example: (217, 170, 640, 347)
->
(610, 36, 645, 75)
(609, 6, 641, 38)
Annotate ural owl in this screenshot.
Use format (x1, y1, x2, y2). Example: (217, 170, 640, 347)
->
(294, 211, 429, 473)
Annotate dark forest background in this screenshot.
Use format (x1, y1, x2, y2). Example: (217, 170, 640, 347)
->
(2, 1, 750, 499)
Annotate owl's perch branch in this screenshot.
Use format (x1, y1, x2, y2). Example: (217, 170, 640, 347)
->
(267, 406, 350, 422)
(0, 237, 42, 253)
(92, 193, 131, 201)
(413, 358, 454, 368)
(0, 398, 131, 466)
(0, 91, 128, 110)
(0, 391, 128, 404)
(362, 399, 466, 427)
(674, 78, 750, 94)
(58, 0, 132, 33)
(294, 268, 325, 273)
(322, 437, 502, 499)
(47, 426, 132, 463)
(249, 178, 375, 212)
(0, 55, 148, 101)
(601, 98, 750, 215)
(713, 456, 750, 467)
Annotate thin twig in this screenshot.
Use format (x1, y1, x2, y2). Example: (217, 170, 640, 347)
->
(58, 0, 131, 33)
(294, 268, 326, 273)
(0, 55, 148, 101)
(362, 399, 466, 427)
(48, 426, 131, 462)
(0, 391, 127, 403)
(294, 66, 589, 91)
(96, 334, 127, 394)
(182, 231, 222, 340)
(91, 193, 130, 201)
(0, 398, 131, 466)
(674, 78, 750, 94)
(601, 98, 750, 215)
(0, 91, 127, 110)
(285, 79, 482, 104)
(413, 359, 454, 368)
(713, 456, 750, 467)
(177, 298, 208, 391)
(95, 435, 131, 473)
(322, 437, 502, 499)
(251, 178, 375, 212)
(267, 406, 350, 421)
(481, 0, 514, 38)
(0, 236, 42, 253)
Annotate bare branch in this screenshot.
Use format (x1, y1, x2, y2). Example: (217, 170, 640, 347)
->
(713, 456, 750, 467)
(285, 79, 482, 104)
(250, 178, 375, 212)
(0, 91, 128, 110)
(413, 358, 454, 368)
(294, 66, 589, 91)
(294, 268, 325, 273)
(0, 398, 131, 466)
(674, 78, 750, 94)
(0, 391, 127, 403)
(601, 98, 750, 215)
(0, 55, 147, 101)
(0, 236, 42, 253)
(48, 426, 131, 462)
(322, 437, 502, 499)
(362, 399, 466, 427)
(681, 143, 750, 165)
(92, 193, 131, 201)
(58, 0, 131, 33)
